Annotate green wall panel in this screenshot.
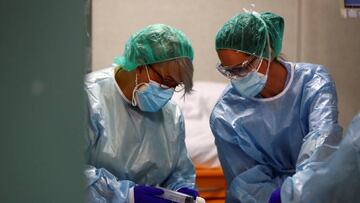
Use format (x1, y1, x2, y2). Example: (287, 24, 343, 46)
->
(0, 0, 88, 202)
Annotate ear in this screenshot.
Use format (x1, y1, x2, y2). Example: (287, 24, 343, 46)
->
(135, 65, 145, 74)
(135, 65, 150, 83)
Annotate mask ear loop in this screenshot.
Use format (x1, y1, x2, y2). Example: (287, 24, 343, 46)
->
(131, 73, 139, 106)
(262, 35, 271, 77)
(144, 65, 151, 82)
(262, 27, 272, 77)
(131, 65, 151, 107)
(255, 58, 264, 72)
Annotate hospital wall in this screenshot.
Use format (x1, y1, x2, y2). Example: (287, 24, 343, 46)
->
(92, 0, 360, 128)
(300, 1, 360, 129)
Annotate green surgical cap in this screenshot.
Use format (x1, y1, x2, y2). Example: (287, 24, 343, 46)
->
(216, 12, 284, 59)
(114, 24, 194, 71)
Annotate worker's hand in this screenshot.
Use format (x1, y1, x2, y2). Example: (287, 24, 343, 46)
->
(133, 185, 171, 203)
(177, 187, 199, 200)
(268, 187, 281, 203)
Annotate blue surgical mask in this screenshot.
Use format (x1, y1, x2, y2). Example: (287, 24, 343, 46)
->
(231, 58, 269, 98)
(132, 66, 174, 112)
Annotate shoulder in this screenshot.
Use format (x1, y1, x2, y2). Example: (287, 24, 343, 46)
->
(291, 62, 337, 102)
(84, 68, 115, 96)
(210, 84, 239, 121)
(85, 67, 114, 89)
(163, 100, 184, 121)
(84, 68, 116, 106)
(293, 62, 335, 89)
(159, 100, 186, 137)
(294, 63, 333, 81)
(214, 84, 241, 106)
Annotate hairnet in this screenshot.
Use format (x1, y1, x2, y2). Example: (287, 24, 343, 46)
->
(215, 12, 284, 59)
(114, 24, 194, 71)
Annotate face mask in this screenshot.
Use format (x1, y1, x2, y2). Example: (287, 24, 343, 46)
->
(132, 66, 174, 112)
(231, 58, 269, 98)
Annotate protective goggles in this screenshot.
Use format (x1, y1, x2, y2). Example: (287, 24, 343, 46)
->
(216, 56, 261, 79)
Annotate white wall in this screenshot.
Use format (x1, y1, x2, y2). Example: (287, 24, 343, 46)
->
(92, 0, 360, 127)
(300, 0, 360, 128)
(92, 0, 299, 81)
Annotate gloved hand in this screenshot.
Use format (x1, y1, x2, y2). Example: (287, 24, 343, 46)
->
(133, 185, 172, 203)
(268, 187, 281, 203)
(177, 187, 199, 200)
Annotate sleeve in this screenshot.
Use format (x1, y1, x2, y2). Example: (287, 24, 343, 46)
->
(84, 90, 136, 203)
(213, 126, 282, 203)
(85, 165, 135, 203)
(281, 70, 343, 203)
(84, 89, 100, 163)
(285, 113, 360, 203)
(161, 110, 197, 191)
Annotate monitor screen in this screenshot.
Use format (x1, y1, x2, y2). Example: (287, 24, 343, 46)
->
(345, 0, 360, 8)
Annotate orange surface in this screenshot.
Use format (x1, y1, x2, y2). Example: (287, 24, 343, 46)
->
(196, 166, 226, 203)
(206, 200, 225, 203)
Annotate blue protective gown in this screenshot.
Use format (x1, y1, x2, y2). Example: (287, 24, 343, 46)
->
(210, 61, 343, 203)
(84, 67, 196, 203)
(282, 112, 360, 203)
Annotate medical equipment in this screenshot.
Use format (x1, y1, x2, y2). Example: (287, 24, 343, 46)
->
(157, 187, 195, 203)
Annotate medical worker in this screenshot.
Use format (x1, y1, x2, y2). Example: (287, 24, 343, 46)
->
(84, 24, 199, 203)
(284, 112, 360, 203)
(210, 11, 343, 203)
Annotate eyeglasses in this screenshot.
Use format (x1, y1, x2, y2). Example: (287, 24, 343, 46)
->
(216, 56, 259, 79)
(149, 66, 184, 92)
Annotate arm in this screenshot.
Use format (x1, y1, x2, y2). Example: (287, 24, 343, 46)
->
(214, 129, 281, 203)
(85, 165, 135, 203)
(162, 111, 197, 191)
(295, 113, 360, 202)
(281, 72, 343, 203)
(85, 98, 135, 203)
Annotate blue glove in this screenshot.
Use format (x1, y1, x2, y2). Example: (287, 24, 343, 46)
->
(134, 185, 171, 203)
(268, 187, 281, 203)
(177, 187, 199, 200)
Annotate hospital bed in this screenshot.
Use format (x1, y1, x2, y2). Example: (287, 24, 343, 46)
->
(172, 81, 228, 203)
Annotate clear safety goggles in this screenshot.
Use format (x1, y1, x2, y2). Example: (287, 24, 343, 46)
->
(216, 56, 262, 79)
